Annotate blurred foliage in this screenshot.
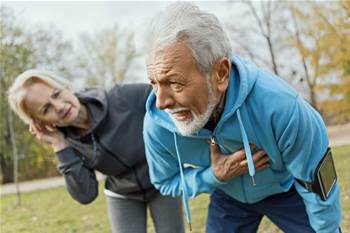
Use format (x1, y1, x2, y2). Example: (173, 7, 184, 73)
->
(227, 1, 289, 78)
(288, 1, 350, 122)
(318, 0, 350, 124)
(0, 6, 70, 183)
(75, 25, 140, 89)
(228, 1, 349, 123)
(0, 5, 139, 183)
(0, 1, 348, 183)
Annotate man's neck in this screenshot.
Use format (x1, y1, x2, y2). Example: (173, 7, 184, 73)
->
(204, 92, 226, 131)
(212, 92, 226, 122)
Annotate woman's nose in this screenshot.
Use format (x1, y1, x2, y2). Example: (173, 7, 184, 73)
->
(51, 99, 65, 113)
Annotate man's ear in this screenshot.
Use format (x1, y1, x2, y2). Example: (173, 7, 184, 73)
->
(215, 57, 230, 93)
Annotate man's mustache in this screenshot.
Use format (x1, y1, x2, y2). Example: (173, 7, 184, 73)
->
(165, 107, 191, 114)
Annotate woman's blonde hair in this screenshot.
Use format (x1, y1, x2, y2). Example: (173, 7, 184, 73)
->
(7, 69, 71, 125)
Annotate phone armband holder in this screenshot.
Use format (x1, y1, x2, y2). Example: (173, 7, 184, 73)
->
(296, 148, 337, 201)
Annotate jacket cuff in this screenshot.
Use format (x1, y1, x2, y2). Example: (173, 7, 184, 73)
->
(56, 146, 81, 165)
(202, 167, 227, 187)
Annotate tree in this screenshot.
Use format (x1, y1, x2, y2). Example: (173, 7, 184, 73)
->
(288, 1, 350, 121)
(0, 5, 74, 184)
(227, 0, 349, 118)
(227, 1, 293, 78)
(318, 0, 350, 123)
(75, 25, 139, 88)
(287, 3, 324, 110)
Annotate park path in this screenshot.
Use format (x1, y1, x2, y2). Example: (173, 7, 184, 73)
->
(1, 124, 349, 196)
(1, 172, 104, 196)
(327, 123, 350, 148)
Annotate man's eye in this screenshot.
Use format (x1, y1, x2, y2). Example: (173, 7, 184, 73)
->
(170, 82, 183, 91)
(149, 80, 158, 92)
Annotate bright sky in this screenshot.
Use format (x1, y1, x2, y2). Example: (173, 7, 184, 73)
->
(3, 1, 236, 82)
(1, 1, 317, 96)
(3, 1, 234, 45)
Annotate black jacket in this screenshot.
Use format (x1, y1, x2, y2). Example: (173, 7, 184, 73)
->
(56, 83, 156, 204)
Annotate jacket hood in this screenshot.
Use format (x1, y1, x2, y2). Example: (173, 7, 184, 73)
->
(145, 55, 258, 132)
(145, 55, 259, 228)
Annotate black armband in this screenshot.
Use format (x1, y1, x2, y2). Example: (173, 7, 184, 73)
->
(296, 148, 337, 201)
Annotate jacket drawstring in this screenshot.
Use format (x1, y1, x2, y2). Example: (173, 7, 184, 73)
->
(237, 108, 256, 185)
(174, 133, 192, 231)
(172, 109, 254, 232)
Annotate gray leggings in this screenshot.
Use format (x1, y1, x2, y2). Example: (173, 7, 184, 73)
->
(105, 193, 184, 233)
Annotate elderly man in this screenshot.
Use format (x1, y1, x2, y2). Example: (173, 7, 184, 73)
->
(143, 2, 341, 233)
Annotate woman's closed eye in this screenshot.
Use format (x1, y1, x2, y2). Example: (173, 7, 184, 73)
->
(42, 104, 50, 115)
(41, 89, 62, 115)
(53, 89, 61, 98)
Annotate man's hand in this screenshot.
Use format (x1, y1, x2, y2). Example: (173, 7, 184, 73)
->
(210, 143, 269, 181)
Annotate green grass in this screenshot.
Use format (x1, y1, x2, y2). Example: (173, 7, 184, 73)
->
(1, 145, 350, 233)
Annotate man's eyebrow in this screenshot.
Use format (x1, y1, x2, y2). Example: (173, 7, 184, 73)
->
(149, 74, 177, 83)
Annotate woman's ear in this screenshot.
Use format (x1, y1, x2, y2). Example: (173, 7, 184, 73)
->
(215, 57, 230, 93)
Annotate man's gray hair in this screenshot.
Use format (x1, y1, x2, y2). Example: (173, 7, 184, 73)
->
(145, 2, 232, 75)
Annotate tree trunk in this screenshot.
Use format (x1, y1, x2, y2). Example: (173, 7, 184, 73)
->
(266, 35, 280, 76)
(309, 86, 319, 113)
(8, 110, 21, 205)
(0, 153, 13, 184)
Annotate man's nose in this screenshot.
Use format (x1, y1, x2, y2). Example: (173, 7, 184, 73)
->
(156, 87, 175, 110)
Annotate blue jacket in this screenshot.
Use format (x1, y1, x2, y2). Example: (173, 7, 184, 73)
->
(143, 56, 341, 233)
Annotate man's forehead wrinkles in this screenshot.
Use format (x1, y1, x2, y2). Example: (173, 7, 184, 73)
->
(147, 61, 173, 76)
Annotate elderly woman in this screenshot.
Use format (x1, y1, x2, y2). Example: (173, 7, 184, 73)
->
(7, 70, 184, 233)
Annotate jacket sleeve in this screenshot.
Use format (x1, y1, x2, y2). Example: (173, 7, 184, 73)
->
(143, 113, 225, 198)
(274, 95, 341, 233)
(56, 146, 99, 204)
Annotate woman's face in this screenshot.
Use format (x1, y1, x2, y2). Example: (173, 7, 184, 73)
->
(23, 81, 81, 127)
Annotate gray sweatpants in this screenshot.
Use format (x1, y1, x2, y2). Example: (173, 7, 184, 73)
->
(105, 193, 184, 233)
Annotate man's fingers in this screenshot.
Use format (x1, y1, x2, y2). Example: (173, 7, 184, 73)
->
(229, 148, 246, 161)
(252, 150, 267, 162)
(254, 156, 270, 169)
(239, 159, 248, 167)
(250, 144, 256, 151)
(209, 143, 220, 163)
(239, 151, 269, 169)
(255, 163, 269, 172)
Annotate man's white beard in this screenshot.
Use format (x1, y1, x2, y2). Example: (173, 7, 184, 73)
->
(166, 78, 218, 136)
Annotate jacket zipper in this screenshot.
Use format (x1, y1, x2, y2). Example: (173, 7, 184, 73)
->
(210, 134, 249, 203)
